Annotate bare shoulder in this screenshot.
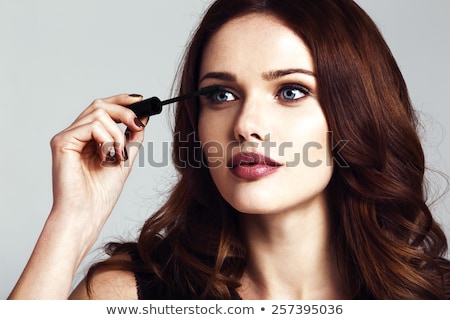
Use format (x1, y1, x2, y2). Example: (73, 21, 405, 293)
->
(69, 253, 138, 300)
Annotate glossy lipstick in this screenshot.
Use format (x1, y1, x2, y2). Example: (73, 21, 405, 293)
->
(228, 152, 282, 180)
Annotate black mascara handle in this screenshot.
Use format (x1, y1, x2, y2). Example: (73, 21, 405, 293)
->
(126, 97, 162, 118)
(125, 85, 223, 118)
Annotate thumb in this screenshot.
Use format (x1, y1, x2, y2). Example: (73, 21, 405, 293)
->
(122, 116, 149, 167)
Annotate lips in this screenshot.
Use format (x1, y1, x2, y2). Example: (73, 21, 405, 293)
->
(227, 152, 282, 180)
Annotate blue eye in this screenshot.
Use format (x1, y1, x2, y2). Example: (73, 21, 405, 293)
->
(279, 85, 309, 101)
(206, 89, 237, 104)
(213, 91, 236, 103)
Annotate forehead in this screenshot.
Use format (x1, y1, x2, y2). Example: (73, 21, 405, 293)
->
(200, 13, 314, 75)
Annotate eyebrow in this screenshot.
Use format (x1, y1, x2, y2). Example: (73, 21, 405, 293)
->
(262, 68, 316, 81)
(199, 68, 316, 83)
(199, 72, 237, 83)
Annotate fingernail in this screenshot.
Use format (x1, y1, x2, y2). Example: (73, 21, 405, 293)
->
(134, 118, 145, 128)
(103, 146, 117, 162)
(129, 94, 143, 98)
(122, 148, 129, 162)
(105, 155, 116, 162)
(101, 157, 118, 167)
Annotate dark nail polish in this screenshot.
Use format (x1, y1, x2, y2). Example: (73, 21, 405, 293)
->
(129, 94, 143, 98)
(134, 118, 145, 128)
(122, 148, 129, 162)
(105, 155, 116, 162)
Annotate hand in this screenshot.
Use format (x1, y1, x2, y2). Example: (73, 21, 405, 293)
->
(8, 93, 148, 299)
(49, 93, 147, 234)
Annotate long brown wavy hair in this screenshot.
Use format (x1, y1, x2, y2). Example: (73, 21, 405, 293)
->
(86, 0, 450, 299)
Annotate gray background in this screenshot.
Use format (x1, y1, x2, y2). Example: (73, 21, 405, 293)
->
(1, 0, 449, 299)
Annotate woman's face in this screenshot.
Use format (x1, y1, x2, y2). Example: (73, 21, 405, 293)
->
(198, 14, 333, 215)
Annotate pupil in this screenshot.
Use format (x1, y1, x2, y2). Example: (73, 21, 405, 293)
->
(218, 93, 227, 101)
(284, 89, 295, 99)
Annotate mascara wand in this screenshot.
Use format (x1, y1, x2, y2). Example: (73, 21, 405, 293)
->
(126, 85, 223, 118)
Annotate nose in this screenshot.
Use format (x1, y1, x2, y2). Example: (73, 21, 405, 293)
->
(233, 94, 268, 144)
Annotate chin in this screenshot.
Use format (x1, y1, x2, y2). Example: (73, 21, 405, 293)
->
(222, 195, 281, 215)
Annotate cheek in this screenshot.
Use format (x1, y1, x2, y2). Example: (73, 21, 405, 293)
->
(198, 111, 227, 166)
(198, 109, 233, 146)
(283, 113, 330, 162)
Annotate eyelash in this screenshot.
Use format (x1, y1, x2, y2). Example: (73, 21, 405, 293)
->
(276, 84, 310, 103)
(203, 83, 310, 106)
(203, 87, 238, 105)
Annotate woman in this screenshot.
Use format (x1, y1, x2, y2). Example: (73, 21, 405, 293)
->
(9, 0, 450, 299)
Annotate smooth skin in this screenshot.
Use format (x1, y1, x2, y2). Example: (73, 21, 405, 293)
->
(9, 94, 145, 299)
(198, 14, 347, 299)
(9, 13, 347, 300)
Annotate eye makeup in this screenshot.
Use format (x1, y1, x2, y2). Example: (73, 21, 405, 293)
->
(126, 85, 223, 118)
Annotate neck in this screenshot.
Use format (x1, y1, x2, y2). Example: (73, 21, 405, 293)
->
(237, 194, 348, 299)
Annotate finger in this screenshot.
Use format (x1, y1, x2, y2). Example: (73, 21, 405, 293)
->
(75, 108, 130, 158)
(100, 93, 144, 106)
(124, 114, 150, 141)
(72, 94, 146, 132)
(139, 115, 150, 127)
(53, 120, 126, 163)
